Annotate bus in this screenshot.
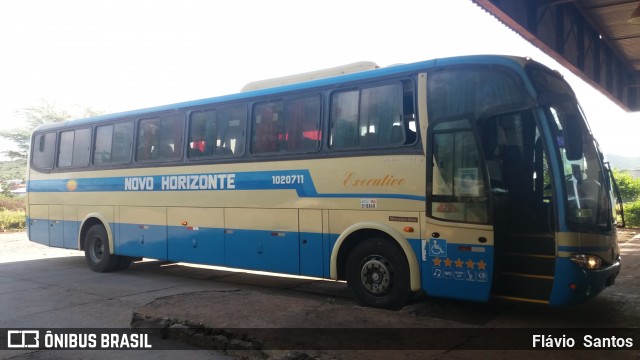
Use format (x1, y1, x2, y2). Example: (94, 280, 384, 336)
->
(26, 55, 621, 310)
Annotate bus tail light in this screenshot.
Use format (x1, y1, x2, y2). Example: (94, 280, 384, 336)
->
(570, 254, 603, 269)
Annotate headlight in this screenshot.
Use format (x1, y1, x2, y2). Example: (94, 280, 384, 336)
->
(570, 254, 603, 269)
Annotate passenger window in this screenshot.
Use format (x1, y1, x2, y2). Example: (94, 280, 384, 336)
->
(330, 91, 359, 148)
(72, 128, 91, 167)
(251, 95, 321, 154)
(58, 131, 74, 167)
(283, 96, 321, 152)
(330, 82, 414, 150)
(58, 128, 91, 168)
(94, 122, 133, 165)
(188, 106, 246, 158)
(33, 132, 56, 170)
(252, 101, 284, 153)
(136, 114, 184, 161)
(360, 85, 403, 146)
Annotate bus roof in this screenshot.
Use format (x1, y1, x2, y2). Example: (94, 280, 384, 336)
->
(33, 55, 531, 132)
(240, 61, 379, 92)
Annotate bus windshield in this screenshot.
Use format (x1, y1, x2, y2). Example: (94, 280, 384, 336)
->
(528, 66, 612, 230)
(546, 101, 612, 229)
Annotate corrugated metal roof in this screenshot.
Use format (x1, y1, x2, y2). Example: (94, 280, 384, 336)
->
(472, 0, 640, 111)
(579, 0, 640, 70)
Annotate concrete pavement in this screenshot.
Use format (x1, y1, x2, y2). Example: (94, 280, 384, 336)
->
(2, 231, 639, 359)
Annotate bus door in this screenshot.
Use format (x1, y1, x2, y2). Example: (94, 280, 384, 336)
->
(482, 110, 556, 304)
(423, 116, 494, 302)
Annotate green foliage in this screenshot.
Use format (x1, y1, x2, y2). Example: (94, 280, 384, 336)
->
(0, 160, 28, 182)
(0, 99, 104, 231)
(0, 210, 25, 231)
(611, 169, 640, 227)
(612, 169, 640, 203)
(0, 194, 26, 231)
(622, 201, 640, 228)
(0, 129, 31, 161)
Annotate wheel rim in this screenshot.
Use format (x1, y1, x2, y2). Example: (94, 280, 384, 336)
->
(89, 235, 105, 263)
(360, 255, 393, 295)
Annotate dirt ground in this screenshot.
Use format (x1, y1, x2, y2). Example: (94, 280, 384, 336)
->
(617, 227, 640, 243)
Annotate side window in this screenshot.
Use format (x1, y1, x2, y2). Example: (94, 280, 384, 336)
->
(283, 96, 321, 152)
(58, 128, 91, 168)
(188, 105, 246, 159)
(94, 121, 133, 165)
(251, 95, 321, 154)
(251, 100, 283, 153)
(58, 131, 74, 167)
(73, 128, 91, 167)
(330, 91, 359, 148)
(429, 119, 489, 224)
(360, 85, 403, 146)
(136, 114, 184, 162)
(32, 132, 56, 170)
(330, 82, 414, 150)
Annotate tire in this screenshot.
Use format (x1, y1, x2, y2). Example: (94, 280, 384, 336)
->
(345, 238, 411, 310)
(84, 224, 121, 273)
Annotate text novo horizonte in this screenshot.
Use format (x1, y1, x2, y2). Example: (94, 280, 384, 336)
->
(124, 174, 236, 191)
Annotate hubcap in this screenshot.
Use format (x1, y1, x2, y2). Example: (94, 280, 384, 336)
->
(89, 235, 104, 263)
(360, 256, 393, 295)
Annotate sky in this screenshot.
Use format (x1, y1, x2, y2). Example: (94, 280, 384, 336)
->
(1, 0, 639, 158)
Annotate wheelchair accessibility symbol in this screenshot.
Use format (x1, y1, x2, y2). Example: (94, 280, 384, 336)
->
(428, 238, 447, 257)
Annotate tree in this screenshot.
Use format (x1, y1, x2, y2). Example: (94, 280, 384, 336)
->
(611, 169, 640, 227)
(612, 169, 640, 203)
(0, 99, 103, 161)
(1, 129, 31, 161)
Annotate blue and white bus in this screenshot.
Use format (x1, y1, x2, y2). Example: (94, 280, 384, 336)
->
(27, 55, 621, 309)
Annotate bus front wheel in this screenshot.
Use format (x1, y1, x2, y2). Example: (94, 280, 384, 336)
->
(84, 224, 128, 272)
(346, 238, 411, 310)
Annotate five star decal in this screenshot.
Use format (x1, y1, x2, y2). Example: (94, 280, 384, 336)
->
(431, 257, 488, 282)
(431, 258, 487, 270)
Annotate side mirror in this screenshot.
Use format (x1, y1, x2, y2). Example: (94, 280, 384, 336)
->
(563, 114, 583, 161)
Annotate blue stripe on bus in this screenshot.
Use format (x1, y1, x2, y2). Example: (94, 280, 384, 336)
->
(31, 218, 422, 279)
(27, 170, 426, 201)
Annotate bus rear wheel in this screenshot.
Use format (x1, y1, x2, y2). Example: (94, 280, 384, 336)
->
(346, 238, 411, 310)
(84, 224, 127, 272)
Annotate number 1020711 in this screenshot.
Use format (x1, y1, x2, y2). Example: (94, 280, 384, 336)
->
(272, 175, 305, 185)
